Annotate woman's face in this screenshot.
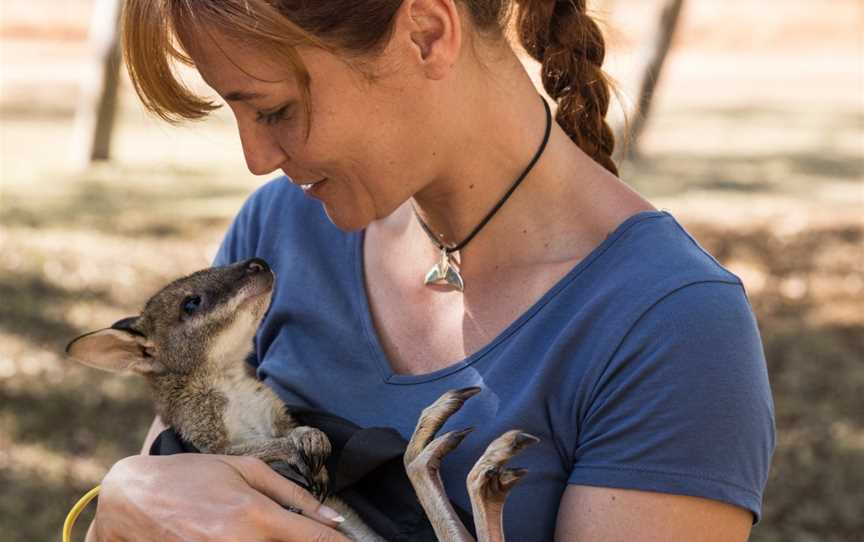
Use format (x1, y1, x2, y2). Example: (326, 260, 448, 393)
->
(187, 29, 445, 231)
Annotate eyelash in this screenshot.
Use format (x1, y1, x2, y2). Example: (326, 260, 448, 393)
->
(256, 105, 292, 126)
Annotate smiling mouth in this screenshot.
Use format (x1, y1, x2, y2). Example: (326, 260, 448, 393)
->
(299, 178, 327, 190)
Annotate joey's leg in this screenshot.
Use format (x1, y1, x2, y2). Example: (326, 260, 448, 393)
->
(466, 430, 538, 542)
(405, 387, 481, 542)
(225, 427, 331, 501)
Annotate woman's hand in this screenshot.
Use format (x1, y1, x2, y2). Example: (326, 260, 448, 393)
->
(90, 453, 350, 542)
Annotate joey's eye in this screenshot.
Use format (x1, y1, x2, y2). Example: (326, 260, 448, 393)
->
(182, 295, 202, 316)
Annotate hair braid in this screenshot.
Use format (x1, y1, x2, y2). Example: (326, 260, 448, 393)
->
(515, 0, 618, 176)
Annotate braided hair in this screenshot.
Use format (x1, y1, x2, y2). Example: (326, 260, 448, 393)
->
(515, 0, 618, 175)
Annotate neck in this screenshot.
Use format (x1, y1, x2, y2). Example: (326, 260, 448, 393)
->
(411, 59, 551, 246)
(404, 53, 603, 276)
(371, 47, 652, 287)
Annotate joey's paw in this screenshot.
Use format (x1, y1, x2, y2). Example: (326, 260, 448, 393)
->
(467, 430, 538, 502)
(405, 387, 481, 466)
(269, 457, 331, 503)
(405, 427, 474, 481)
(289, 426, 331, 474)
(287, 426, 331, 501)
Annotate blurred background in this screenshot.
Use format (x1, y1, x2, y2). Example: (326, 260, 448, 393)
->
(0, 1, 861, 540)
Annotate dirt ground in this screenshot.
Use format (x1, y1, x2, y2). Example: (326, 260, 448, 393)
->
(1, 1, 862, 541)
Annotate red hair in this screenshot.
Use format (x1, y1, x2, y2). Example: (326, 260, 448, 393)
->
(122, 0, 618, 175)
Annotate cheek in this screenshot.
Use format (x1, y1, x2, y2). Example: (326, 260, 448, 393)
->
(294, 99, 423, 221)
(271, 123, 311, 163)
(273, 114, 345, 178)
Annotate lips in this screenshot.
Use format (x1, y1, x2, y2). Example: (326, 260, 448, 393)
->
(292, 177, 327, 190)
(299, 178, 328, 198)
(301, 179, 324, 189)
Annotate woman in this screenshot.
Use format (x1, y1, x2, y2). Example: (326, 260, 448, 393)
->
(88, 0, 775, 540)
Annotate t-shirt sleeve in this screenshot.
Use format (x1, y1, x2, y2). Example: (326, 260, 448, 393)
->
(568, 280, 776, 523)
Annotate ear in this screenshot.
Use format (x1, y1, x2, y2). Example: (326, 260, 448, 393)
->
(403, 0, 462, 80)
(66, 317, 164, 375)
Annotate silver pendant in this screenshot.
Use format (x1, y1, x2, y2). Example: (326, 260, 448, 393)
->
(424, 248, 464, 291)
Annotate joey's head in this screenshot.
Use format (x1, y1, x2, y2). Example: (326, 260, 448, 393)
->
(66, 258, 274, 379)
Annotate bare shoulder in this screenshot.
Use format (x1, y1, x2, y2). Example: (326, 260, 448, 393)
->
(555, 485, 753, 542)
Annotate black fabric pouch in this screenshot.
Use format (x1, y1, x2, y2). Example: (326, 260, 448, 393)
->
(149, 406, 475, 541)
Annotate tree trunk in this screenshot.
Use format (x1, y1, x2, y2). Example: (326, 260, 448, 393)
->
(70, 0, 123, 167)
(616, 0, 686, 162)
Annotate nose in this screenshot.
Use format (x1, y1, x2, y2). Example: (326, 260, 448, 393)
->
(238, 120, 288, 176)
(245, 258, 270, 274)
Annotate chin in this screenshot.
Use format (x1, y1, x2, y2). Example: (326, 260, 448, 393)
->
(321, 204, 373, 232)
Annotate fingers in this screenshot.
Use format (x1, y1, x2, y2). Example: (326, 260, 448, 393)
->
(255, 494, 352, 542)
(226, 456, 346, 528)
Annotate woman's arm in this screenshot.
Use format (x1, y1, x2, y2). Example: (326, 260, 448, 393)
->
(555, 485, 752, 542)
(83, 416, 348, 542)
(84, 415, 165, 541)
(555, 282, 774, 540)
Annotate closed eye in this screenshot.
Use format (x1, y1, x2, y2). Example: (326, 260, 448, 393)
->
(256, 104, 293, 126)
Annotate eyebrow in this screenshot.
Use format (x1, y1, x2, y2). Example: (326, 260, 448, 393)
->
(225, 90, 266, 102)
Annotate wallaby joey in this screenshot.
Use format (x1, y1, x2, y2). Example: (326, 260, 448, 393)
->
(67, 258, 537, 541)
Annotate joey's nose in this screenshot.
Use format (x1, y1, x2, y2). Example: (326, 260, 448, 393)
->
(245, 258, 270, 274)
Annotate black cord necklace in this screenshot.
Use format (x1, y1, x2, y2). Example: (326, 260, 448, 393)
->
(414, 94, 552, 292)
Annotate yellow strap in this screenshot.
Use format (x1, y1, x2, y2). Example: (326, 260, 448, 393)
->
(62, 485, 101, 542)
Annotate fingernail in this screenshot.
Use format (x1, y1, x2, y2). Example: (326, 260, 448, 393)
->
(317, 504, 345, 523)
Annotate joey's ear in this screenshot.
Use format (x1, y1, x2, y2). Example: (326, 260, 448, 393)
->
(66, 317, 163, 375)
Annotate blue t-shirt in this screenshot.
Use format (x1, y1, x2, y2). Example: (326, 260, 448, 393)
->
(214, 177, 775, 539)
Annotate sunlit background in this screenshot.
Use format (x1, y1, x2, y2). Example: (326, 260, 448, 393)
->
(1, 1, 861, 540)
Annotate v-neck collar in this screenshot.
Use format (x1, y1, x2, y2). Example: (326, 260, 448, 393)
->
(351, 210, 670, 385)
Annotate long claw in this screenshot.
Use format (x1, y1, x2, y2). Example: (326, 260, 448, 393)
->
(498, 467, 529, 490)
(451, 427, 474, 444)
(514, 432, 540, 449)
(454, 386, 482, 398)
(405, 388, 482, 465)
